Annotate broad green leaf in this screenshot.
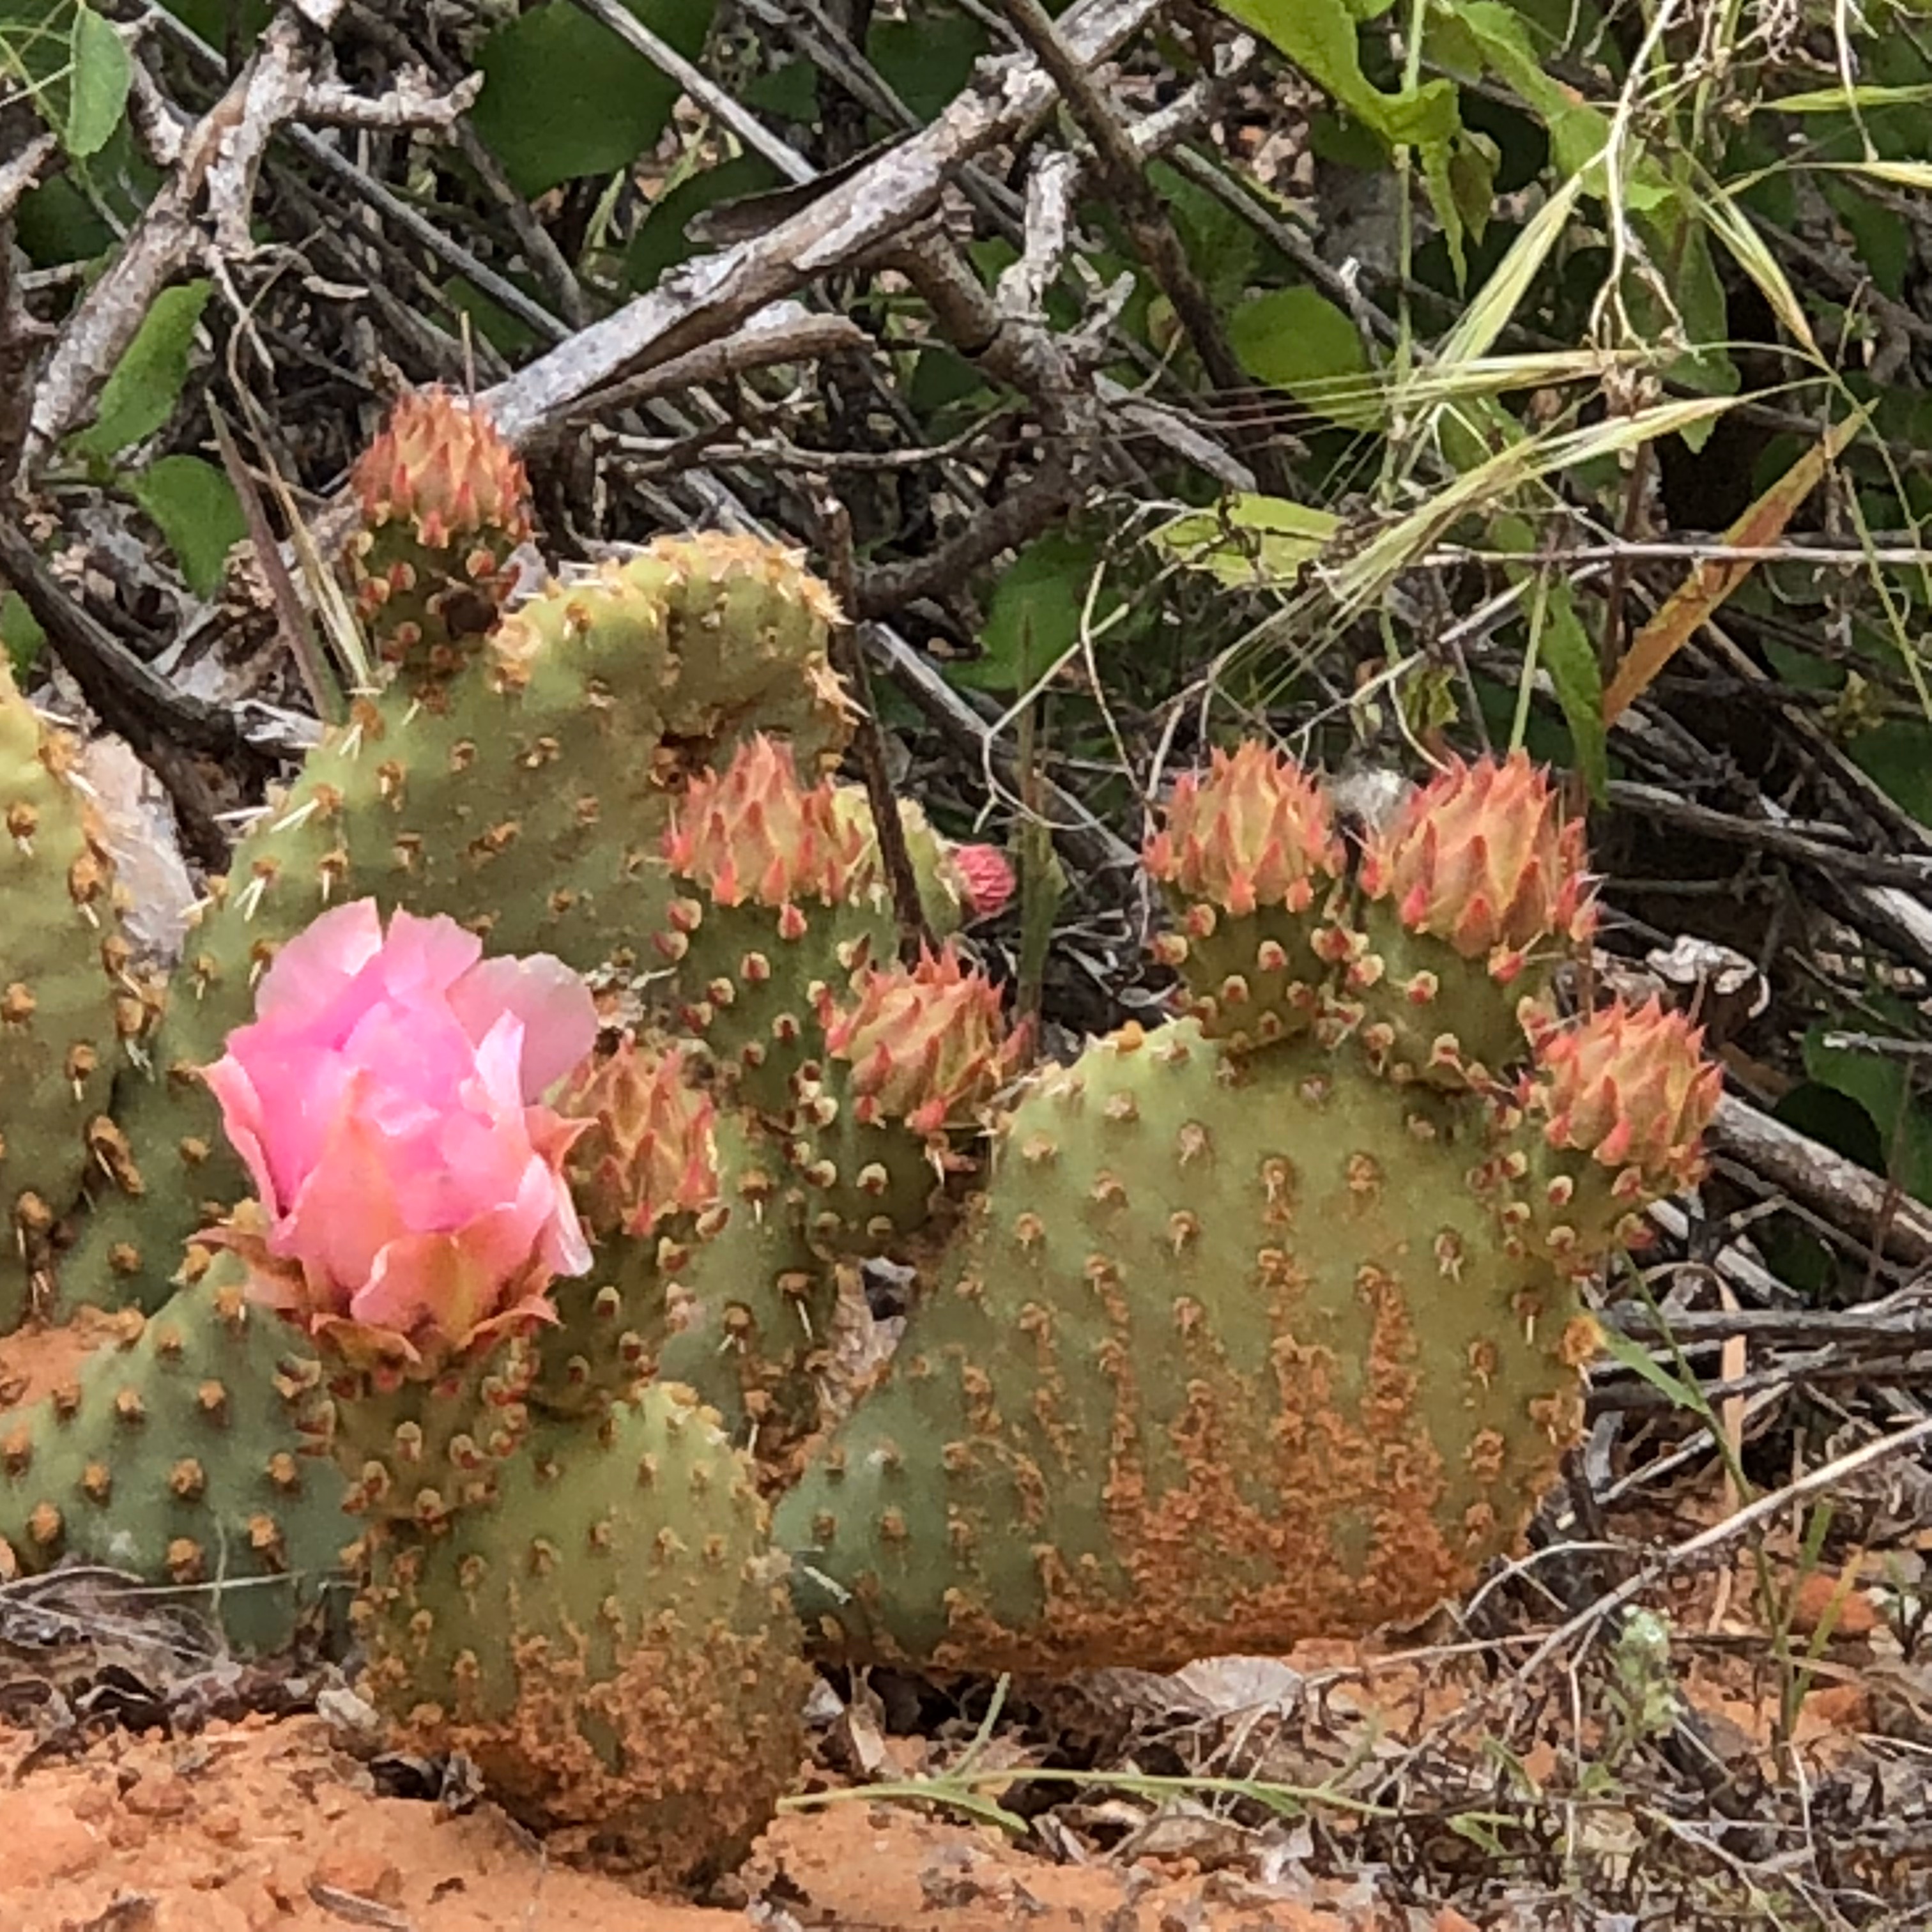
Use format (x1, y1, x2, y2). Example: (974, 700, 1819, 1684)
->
(1156, 494, 1341, 584)
(954, 533, 1098, 694)
(624, 152, 779, 293)
(127, 454, 247, 596)
(70, 279, 211, 457)
(471, 0, 714, 199)
(157, 1, 272, 40)
(1442, 1, 1670, 208)
(869, 7, 988, 121)
(65, 3, 128, 158)
(1537, 578, 1607, 800)
(1802, 1028, 1932, 1207)
(1228, 286, 1382, 429)
(1217, 0, 1459, 151)
(1, 590, 46, 679)
(1447, 130, 1499, 255)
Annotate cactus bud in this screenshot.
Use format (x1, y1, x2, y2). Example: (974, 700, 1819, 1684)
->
(818, 947, 1016, 1136)
(559, 1038, 720, 1239)
(347, 388, 533, 673)
(1360, 751, 1596, 977)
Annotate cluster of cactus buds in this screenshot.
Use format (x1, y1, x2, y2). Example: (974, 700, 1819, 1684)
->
(0, 388, 1724, 1895)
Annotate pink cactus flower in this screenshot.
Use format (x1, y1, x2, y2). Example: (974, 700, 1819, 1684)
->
(199, 900, 598, 1355)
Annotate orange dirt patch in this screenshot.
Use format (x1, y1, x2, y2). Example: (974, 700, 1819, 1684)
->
(0, 1710, 1452, 1932)
(0, 1307, 125, 1414)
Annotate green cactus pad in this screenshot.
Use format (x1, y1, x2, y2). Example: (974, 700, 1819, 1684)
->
(56, 535, 852, 1319)
(0, 663, 135, 1334)
(777, 1019, 1597, 1675)
(653, 1112, 845, 1482)
(355, 1390, 809, 1887)
(0, 1259, 357, 1654)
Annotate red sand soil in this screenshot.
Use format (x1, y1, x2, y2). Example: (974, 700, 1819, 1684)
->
(0, 1710, 1460, 1932)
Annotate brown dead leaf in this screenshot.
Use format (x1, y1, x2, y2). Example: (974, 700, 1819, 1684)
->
(1602, 406, 1869, 724)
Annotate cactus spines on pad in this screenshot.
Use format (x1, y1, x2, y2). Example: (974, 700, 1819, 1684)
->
(355, 1395, 809, 1889)
(0, 661, 131, 1333)
(0, 1254, 355, 1653)
(1143, 742, 1349, 1047)
(348, 388, 535, 675)
(776, 1015, 1605, 1675)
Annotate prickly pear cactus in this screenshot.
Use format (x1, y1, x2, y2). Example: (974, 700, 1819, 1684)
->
(0, 385, 1728, 1892)
(0, 661, 138, 1334)
(777, 743, 1719, 1675)
(57, 534, 855, 1321)
(0, 1252, 356, 1654)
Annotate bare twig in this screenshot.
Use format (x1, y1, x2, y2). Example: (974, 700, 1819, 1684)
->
(18, 2, 351, 480)
(1515, 1413, 1932, 1680)
(295, 68, 482, 130)
(815, 491, 933, 960)
(0, 519, 243, 867)
(995, 0, 1291, 495)
(563, 0, 815, 184)
(477, 0, 1170, 447)
(1708, 1091, 1932, 1266)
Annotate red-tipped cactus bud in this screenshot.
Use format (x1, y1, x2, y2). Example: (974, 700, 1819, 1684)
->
(819, 947, 1017, 1136)
(351, 387, 531, 550)
(1528, 996, 1721, 1197)
(348, 388, 533, 670)
(559, 1038, 720, 1239)
(1360, 752, 1596, 975)
(664, 736, 869, 909)
(1144, 742, 1346, 917)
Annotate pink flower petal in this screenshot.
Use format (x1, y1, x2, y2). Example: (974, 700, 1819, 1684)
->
(447, 954, 598, 1098)
(253, 900, 385, 1021)
(375, 908, 485, 1004)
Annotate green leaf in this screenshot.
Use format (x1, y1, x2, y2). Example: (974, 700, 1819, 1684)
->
(70, 279, 211, 458)
(869, 6, 988, 122)
(1595, 1321, 1706, 1414)
(1802, 1027, 1932, 1207)
(471, 0, 714, 199)
(1218, 0, 1457, 150)
(126, 454, 247, 596)
(1537, 578, 1607, 801)
(1770, 81, 1932, 112)
(65, 3, 128, 158)
(954, 533, 1098, 694)
(624, 151, 780, 293)
(1448, 130, 1499, 256)
(1228, 286, 1381, 429)
(1, 590, 46, 680)
(1156, 494, 1340, 584)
